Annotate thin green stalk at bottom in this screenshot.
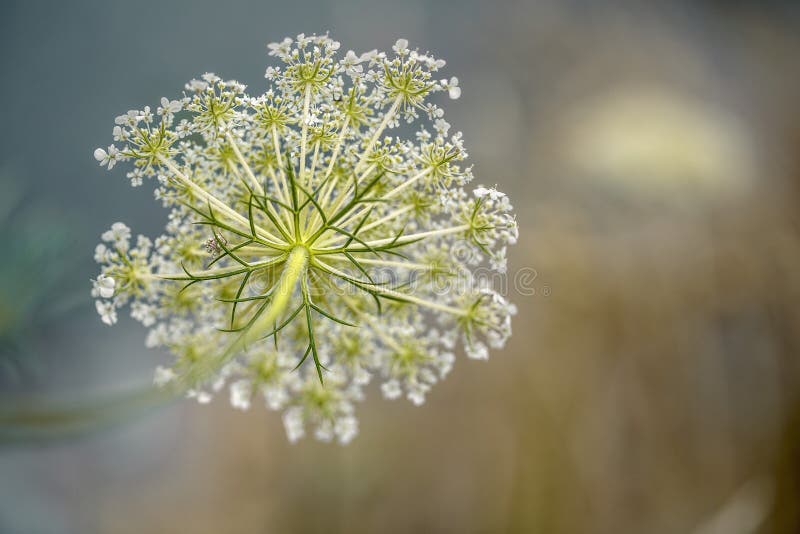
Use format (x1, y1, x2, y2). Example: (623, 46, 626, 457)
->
(228, 245, 308, 353)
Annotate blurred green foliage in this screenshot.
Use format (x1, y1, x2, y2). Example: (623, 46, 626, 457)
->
(0, 176, 85, 382)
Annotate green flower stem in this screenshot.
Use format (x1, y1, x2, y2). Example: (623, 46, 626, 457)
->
(230, 245, 309, 352)
(356, 94, 403, 171)
(326, 255, 433, 271)
(306, 117, 351, 232)
(270, 125, 291, 202)
(323, 164, 378, 222)
(383, 167, 432, 199)
(225, 131, 265, 195)
(360, 224, 471, 248)
(315, 224, 471, 253)
(299, 85, 312, 184)
(316, 205, 414, 247)
(323, 117, 350, 179)
(179, 246, 310, 388)
(157, 155, 285, 246)
(313, 257, 466, 316)
(358, 205, 415, 232)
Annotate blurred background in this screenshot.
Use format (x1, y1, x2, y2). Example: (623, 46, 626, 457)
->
(1, 0, 800, 532)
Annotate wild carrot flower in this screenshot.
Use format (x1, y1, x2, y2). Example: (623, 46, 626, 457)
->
(91, 34, 517, 444)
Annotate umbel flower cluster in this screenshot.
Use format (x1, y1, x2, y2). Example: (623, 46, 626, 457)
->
(91, 34, 517, 444)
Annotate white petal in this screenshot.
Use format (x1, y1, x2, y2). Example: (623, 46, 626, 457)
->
(154, 366, 177, 387)
(230, 380, 252, 410)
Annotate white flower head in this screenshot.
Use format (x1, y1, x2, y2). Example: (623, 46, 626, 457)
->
(341, 50, 364, 77)
(101, 222, 131, 249)
(94, 145, 121, 169)
(91, 274, 116, 298)
(282, 407, 305, 443)
(393, 38, 409, 54)
(154, 365, 177, 387)
(94, 243, 111, 263)
(447, 77, 461, 100)
(335, 415, 359, 445)
(90, 33, 518, 444)
(230, 379, 253, 410)
(95, 300, 117, 326)
(381, 379, 402, 400)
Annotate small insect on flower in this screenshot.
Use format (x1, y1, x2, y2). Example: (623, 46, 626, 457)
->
(204, 234, 228, 256)
(91, 33, 517, 444)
